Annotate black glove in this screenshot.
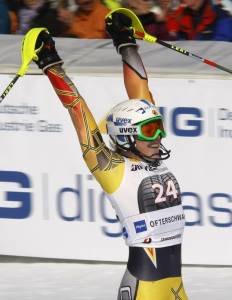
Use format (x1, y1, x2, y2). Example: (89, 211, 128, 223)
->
(34, 31, 63, 73)
(105, 12, 137, 53)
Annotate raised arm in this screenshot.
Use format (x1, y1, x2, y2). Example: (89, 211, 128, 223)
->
(33, 32, 124, 194)
(106, 12, 155, 104)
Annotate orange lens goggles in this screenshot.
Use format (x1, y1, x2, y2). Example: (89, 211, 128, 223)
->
(136, 117, 166, 141)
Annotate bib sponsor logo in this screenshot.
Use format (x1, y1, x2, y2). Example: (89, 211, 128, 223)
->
(134, 220, 147, 233)
(150, 213, 185, 227)
(131, 164, 157, 172)
(161, 233, 181, 242)
(131, 164, 143, 171)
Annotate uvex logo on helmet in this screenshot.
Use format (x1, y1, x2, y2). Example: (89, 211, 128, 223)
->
(119, 127, 138, 134)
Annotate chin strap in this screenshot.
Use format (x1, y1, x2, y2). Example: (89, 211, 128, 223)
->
(159, 143, 171, 160)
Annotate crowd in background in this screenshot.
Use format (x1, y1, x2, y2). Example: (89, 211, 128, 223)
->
(1, 0, 232, 41)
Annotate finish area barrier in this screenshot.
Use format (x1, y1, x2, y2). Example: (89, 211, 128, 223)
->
(0, 74, 231, 265)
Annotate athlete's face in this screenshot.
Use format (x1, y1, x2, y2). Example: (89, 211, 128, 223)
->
(135, 137, 161, 159)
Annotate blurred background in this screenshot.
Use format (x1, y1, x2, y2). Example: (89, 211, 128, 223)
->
(0, 0, 232, 299)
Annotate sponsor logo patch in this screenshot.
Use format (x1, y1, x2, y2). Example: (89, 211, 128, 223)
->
(134, 220, 147, 233)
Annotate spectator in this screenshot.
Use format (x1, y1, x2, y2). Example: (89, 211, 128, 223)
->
(167, 0, 232, 41)
(16, 0, 45, 34)
(58, 0, 110, 38)
(6, 0, 20, 33)
(154, 0, 180, 21)
(0, 0, 11, 33)
(15, 0, 67, 36)
(122, 0, 174, 40)
(30, 1, 69, 36)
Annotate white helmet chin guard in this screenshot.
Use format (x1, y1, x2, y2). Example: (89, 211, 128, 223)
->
(106, 99, 162, 149)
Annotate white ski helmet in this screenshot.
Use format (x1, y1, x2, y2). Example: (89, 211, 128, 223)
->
(106, 99, 166, 150)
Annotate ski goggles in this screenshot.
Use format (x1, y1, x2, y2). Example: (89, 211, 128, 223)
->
(136, 116, 166, 141)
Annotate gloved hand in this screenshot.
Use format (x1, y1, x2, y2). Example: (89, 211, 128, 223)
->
(105, 12, 137, 53)
(33, 31, 63, 73)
